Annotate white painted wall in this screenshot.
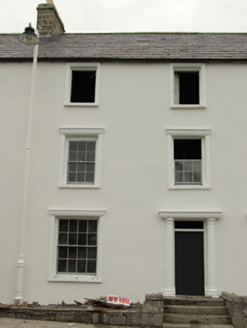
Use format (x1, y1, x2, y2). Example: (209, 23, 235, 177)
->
(0, 60, 247, 304)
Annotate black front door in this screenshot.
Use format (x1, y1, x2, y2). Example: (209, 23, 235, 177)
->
(175, 222, 204, 296)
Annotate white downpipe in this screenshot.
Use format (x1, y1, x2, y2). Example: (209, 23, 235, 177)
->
(15, 44, 39, 304)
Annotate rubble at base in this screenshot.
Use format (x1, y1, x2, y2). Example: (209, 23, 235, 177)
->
(0, 293, 164, 327)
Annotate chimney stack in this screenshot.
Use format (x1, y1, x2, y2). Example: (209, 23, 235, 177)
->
(36, 1, 65, 37)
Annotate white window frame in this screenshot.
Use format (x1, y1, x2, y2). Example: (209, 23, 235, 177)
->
(59, 128, 104, 189)
(166, 129, 211, 189)
(65, 63, 100, 107)
(48, 209, 106, 283)
(170, 63, 206, 109)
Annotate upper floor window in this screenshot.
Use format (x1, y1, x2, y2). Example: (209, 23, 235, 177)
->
(68, 140, 96, 184)
(65, 63, 100, 107)
(166, 129, 211, 189)
(170, 64, 206, 109)
(59, 128, 105, 189)
(174, 139, 202, 185)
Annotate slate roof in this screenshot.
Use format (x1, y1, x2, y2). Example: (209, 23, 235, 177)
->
(1, 32, 247, 61)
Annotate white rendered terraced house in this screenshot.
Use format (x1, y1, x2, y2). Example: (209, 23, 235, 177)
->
(1, 0, 247, 305)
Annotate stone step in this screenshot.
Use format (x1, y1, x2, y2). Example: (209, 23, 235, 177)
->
(163, 313, 232, 325)
(164, 296, 225, 307)
(163, 324, 234, 328)
(164, 305, 229, 315)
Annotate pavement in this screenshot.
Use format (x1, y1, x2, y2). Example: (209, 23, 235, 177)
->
(0, 318, 117, 328)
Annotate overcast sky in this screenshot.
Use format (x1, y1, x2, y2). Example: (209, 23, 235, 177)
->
(0, 0, 247, 34)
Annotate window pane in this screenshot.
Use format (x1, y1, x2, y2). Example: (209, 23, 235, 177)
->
(175, 172, 183, 183)
(77, 173, 85, 183)
(59, 219, 68, 232)
(89, 220, 97, 232)
(88, 248, 97, 259)
(69, 247, 77, 259)
(58, 233, 67, 245)
(78, 247, 87, 258)
(68, 260, 76, 272)
(58, 260, 67, 272)
(69, 163, 76, 172)
(86, 152, 95, 161)
(78, 152, 86, 161)
(79, 220, 87, 232)
(78, 234, 87, 245)
(69, 233, 76, 245)
(78, 142, 86, 151)
(86, 164, 95, 172)
(87, 142, 96, 151)
(58, 247, 67, 258)
(185, 172, 192, 182)
(69, 141, 77, 151)
(88, 234, 97, 245)
(69, 220, 77, 232)
(193, 161, 201, 171)
(77, 260, 86, 273)
(86, 173, 94, 183)
(69, 151, 77, 161)
(175, 161, 183, 171)
(78, 164, 85, 172)
(68, 173, 76, 182)
(184, 161, 192, 170)
(194, 172, 202, 183)
(87, 260, 96, 273)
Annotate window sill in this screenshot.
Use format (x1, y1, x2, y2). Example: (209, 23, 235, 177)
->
(169, 185, 210, 190)
(48, 275, 102, 283)
(170, 104, 206, 110)
(64, 102, 99, 107)
(59, 184, 100, 189)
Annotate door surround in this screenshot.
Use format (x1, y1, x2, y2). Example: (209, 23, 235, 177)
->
(159, 211, 222, 298)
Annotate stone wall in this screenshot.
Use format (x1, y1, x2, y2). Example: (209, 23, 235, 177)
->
(222, 291, 247, 328)
(0, 293, 164, 327)
(142, 293, 164, 327)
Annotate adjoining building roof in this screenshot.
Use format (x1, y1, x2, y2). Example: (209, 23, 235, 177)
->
(1, 32, 247, 61)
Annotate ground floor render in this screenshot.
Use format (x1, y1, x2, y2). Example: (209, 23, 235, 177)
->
(1, 204, 246, 305)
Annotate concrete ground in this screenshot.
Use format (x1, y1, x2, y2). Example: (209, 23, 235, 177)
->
(0, 319, 235, 328)
(0, 318, 120, 328)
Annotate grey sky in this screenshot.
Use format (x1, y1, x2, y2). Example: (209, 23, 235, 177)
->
(0, 0, 247, 34)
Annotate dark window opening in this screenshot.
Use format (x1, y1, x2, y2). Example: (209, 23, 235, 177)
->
(174, 139, 201, 160)
(70, 70, 96, 103)
(174, 139, 202, 184)
(175, 221, 203, 229)
(176, 72, 199, 105)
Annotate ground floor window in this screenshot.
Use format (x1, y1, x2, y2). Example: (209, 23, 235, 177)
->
(57, 219, 98, 274)
(49, 209, 106, 283)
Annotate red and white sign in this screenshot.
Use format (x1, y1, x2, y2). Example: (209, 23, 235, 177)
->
(107, 295, 131, 307)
